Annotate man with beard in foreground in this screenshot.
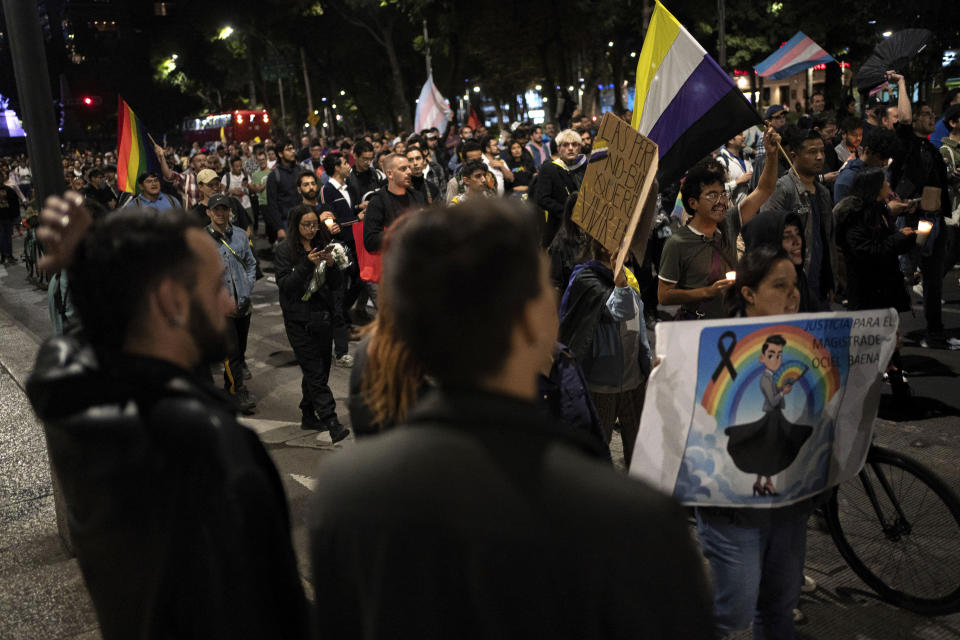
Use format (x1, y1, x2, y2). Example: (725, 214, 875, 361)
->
(26, 196, 309, 639)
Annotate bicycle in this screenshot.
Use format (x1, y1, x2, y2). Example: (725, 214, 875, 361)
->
(20, 213, 47, 287)
(825, 444, 960, 615)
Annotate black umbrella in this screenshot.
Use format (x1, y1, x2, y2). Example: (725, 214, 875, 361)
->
(853, 28, 933, 91)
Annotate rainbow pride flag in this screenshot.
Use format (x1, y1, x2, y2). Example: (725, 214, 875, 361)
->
(755, 33, 833, 82)
(117, 96, 160, 194)
(630, 2, 761, 185)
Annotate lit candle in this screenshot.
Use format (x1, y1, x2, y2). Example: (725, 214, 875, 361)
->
(324, 218, 335, 228)
(725, 270, 737, 281)
(917, 220, 933, 234)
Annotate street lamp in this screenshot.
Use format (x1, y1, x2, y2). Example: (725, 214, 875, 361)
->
(472, 86, 480, 93)
(608, 41, 614, 47)
(882, 31, 893, 37)
(218, 25, 234, 40)
(339, 90, 345, 96)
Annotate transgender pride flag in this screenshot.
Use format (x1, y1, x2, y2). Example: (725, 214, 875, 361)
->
(631, 2, 761, 186)
(414, 74, 451, 134)
(754, 32, 834, 81)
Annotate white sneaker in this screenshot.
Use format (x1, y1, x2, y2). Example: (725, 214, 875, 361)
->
(793, 608, 806, 624)
(335, 354, 354, 368)
(801, 575, 817, 593)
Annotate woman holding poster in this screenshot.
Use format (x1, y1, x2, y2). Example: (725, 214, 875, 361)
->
(694, 245, 823, 640)
(558, 235, 652, 467)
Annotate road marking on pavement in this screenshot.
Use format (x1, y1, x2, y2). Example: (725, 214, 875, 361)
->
(239, 417, 295, 434)
(290, 473, 317, 491)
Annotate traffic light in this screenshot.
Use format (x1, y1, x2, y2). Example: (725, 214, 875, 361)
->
(66, 96, 102, 107)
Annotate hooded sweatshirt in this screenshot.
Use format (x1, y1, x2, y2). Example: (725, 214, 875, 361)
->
(741, 210, 816, 313)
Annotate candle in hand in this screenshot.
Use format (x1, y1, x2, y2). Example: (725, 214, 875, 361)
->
(917, 220, 933, 234)
(725, 271, 737, 281)
(324, 218, 335, 228)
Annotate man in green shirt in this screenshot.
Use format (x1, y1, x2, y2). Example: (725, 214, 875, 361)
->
(658, 125, 780, 319)
(249, 152, 271, 233)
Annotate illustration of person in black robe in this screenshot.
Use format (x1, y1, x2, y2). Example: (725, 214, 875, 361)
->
(724, 335, 813, 496)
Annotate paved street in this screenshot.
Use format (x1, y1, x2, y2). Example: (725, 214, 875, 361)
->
(2, 230, 960, 638)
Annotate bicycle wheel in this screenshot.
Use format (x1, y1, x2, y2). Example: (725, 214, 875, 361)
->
(826, 445, 960, 615)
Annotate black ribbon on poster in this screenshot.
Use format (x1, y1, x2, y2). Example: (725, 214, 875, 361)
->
(711, 331, 738, 382)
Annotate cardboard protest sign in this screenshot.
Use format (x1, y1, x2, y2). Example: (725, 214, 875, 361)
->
(572, 113, 659, 273)
(631, 310, 899, 507)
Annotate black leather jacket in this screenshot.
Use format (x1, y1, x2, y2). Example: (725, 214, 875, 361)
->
(26, 337, 309, 639)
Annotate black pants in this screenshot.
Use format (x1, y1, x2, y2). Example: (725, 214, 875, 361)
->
(344, 260, 369, 314)
(223, 313, 251, 393)
(285, 312, 337, 421)
(920, 224, 947, 333)
(333, 258, 368, 357)
(591, 385, 646, 469)
(944, 225, 960, 278)
(250, 198, 261, 232)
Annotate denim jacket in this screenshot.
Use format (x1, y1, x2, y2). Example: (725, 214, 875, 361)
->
(206, 224, 256, 313)
(760, 170, 840, 297)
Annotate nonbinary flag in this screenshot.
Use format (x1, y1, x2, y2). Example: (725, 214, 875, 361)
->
(414, 74, 451, 133)
(631, 2, 761, 185)
(116, 96, 160, 194)
(755, 33, 834, 81)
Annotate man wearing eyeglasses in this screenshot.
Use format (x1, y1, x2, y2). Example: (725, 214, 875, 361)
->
(659, 126, 781, 319)
(748, 105, 790, 191)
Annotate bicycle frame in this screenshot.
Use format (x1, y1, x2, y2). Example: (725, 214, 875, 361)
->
(858, 462, 913, 541)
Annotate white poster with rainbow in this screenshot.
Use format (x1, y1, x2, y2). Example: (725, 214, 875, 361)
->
(631, 310, 899, 507)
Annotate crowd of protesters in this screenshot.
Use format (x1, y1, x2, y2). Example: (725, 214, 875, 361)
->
(11, 72, 960, 640)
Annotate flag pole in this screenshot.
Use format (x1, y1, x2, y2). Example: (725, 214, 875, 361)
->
(422, 20, 432, 80)
(763, 118, 797, 174)
(777, 141, 797, 174)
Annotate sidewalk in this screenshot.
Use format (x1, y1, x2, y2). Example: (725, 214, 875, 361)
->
(0, 307, 100, 639)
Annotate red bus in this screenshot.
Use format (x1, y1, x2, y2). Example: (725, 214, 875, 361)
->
(182, 109, 271, 144)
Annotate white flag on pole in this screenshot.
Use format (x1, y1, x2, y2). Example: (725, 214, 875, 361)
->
(414, 74, 451, 133)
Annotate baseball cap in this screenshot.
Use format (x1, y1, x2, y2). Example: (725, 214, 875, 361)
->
(764, 104, 787, 119)
(208, 194, 231, 209)
(197, 168, 219, 184)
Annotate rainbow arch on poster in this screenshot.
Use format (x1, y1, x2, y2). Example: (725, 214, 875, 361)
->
(701, 324, 841, 422)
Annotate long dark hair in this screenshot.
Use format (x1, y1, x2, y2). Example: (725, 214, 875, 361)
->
(287, 204, 331, 250)
(849, 167, 886, 203)
(725, 245, 791, 316)
(843, 167, 889, 231)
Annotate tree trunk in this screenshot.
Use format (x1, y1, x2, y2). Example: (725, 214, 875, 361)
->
(382, 27, 412, 131)
(612, 44, 625, 115)
(824, 62, 842, 111)
(538, 42, 557, 123)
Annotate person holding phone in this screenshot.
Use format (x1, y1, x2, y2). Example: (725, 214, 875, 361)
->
(274, 204, 350, 441)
